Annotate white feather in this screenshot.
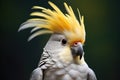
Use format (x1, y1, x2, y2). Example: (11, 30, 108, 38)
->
(28, 30, 53, 41)
(30, 27, 41, 33)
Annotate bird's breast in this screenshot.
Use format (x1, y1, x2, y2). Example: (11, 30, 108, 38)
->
(44, 63, 88, 80)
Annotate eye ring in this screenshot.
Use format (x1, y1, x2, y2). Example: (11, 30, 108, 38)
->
(61, 39, 67, 45)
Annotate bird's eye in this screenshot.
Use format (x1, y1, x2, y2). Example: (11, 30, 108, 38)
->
(61, 39, 67, 45)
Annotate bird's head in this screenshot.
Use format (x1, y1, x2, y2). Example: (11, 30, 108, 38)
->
(19, 1, 86, 64)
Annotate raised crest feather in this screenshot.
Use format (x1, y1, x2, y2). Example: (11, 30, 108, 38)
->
(19, 1, 86, 43)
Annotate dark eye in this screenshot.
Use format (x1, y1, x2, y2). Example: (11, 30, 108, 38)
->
(61, 39, 67, 45)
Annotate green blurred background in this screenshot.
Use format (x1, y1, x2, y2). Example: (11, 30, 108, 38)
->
(1, 0, 120, 80)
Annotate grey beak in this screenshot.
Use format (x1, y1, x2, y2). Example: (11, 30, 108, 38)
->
(71, 42, 83, 59)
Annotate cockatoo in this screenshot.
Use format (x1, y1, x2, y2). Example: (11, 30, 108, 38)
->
(19, 1, 97, 80)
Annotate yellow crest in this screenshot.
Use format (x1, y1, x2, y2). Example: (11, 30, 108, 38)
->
(19, 1, 86, 44)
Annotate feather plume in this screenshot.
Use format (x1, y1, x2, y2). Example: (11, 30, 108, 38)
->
(19, 1, 86, 43)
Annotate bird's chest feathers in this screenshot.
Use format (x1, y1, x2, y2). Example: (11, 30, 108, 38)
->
(44, 63, 88, 80)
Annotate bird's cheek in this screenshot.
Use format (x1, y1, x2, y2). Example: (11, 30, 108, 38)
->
(58, 46, 73, 64)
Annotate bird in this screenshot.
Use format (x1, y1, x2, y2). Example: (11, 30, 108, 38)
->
(18, 1, 97, 80)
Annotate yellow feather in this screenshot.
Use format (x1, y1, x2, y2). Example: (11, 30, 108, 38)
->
(19, 1, 86, 43)
(32, 6, 45, 10)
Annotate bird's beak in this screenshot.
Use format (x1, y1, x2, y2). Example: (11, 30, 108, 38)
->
(71, 42, 84, 59)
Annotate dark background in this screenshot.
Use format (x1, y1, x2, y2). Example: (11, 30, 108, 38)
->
(1, 0, 120, 80)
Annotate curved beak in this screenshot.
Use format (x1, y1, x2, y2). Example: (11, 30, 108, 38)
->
(71, 42, 83, 59)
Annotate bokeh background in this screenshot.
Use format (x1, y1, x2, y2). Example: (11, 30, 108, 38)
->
(1, 0, 120, 80)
